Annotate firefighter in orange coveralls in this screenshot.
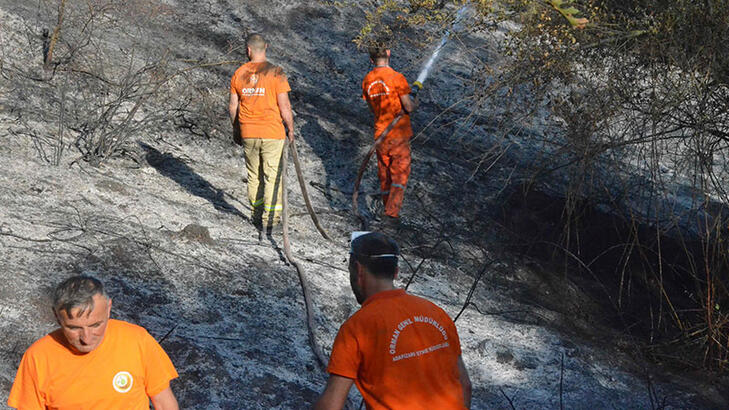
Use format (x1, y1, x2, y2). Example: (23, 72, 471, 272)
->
(362, 45, 418, 226)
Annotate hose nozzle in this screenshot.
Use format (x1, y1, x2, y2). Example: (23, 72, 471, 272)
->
(411, 81, 423, 98)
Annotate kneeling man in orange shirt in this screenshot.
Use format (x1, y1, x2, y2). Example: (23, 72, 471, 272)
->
(315, 232, 472, 409)
(8, 275, 179, 410)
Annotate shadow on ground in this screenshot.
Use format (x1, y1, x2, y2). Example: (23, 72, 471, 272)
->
(139, 143, 248, 221)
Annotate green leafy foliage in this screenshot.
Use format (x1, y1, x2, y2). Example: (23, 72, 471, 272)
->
(547, 0, 588, 28)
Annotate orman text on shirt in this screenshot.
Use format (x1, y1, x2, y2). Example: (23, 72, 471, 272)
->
(389, 315, 449, 362)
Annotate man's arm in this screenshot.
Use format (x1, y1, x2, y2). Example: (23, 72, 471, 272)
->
(458, 355, 472, 408)
(150, 386, 179, 410)
(313, 374, 354, 410)
(276, 92, 295, 141)
(229, 91, 242, 144)
(228, 91, 239, 126)
(399, 93, 417, 114)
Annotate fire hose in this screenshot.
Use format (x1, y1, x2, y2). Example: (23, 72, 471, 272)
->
(281, 138, 330, 371)
(289, 140, 331, 241)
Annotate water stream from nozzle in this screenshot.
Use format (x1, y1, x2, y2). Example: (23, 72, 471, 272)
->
(414, 4, 468, 87)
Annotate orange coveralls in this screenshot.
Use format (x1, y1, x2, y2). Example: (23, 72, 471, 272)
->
(362, 66, 413, 218)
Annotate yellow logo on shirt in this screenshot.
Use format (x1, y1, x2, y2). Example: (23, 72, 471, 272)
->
(112, 371, 133, 393)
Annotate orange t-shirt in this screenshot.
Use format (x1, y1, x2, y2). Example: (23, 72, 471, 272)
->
(230, 61, 291, 140)
(8, 319, 178, 410)
(362, 66, 413, 140)
(327, 289, 466, 409)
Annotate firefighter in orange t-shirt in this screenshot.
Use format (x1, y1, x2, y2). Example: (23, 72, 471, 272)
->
(8, 276, 179, 410)
(362, 45, 418, 226)
(315, 232, 472, 409)
(229, 33, 295, 233)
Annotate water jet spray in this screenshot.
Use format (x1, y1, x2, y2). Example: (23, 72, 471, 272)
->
(411, 4, 468, 97)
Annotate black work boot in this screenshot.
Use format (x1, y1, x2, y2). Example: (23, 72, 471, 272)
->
(252, 208, 263, 232)
(264, 220, 283, 237)
(253, 218, 263, 231)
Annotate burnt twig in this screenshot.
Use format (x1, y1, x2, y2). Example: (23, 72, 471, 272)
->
(454, 260, 495, 322)
(500, 388, 517, 410)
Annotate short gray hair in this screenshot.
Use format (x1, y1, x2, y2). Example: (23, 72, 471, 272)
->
(53, 275, 108, 317)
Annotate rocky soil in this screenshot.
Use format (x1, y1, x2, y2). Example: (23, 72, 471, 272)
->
(1, 0, 727, 409)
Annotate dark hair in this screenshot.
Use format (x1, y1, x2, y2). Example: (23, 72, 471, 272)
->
(351, 232, 399, 279)
(246, 33, 267, 52)
(368, 41, 389, 61)
(53, 275, 108, 317)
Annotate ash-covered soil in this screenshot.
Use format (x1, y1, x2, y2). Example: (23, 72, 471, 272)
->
(0, 1, 727, 409)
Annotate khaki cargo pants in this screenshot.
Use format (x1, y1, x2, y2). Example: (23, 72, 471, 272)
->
(243, 138, 285, 228)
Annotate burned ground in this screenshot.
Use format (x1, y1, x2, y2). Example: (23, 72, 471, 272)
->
(1, 0, 728, 409)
